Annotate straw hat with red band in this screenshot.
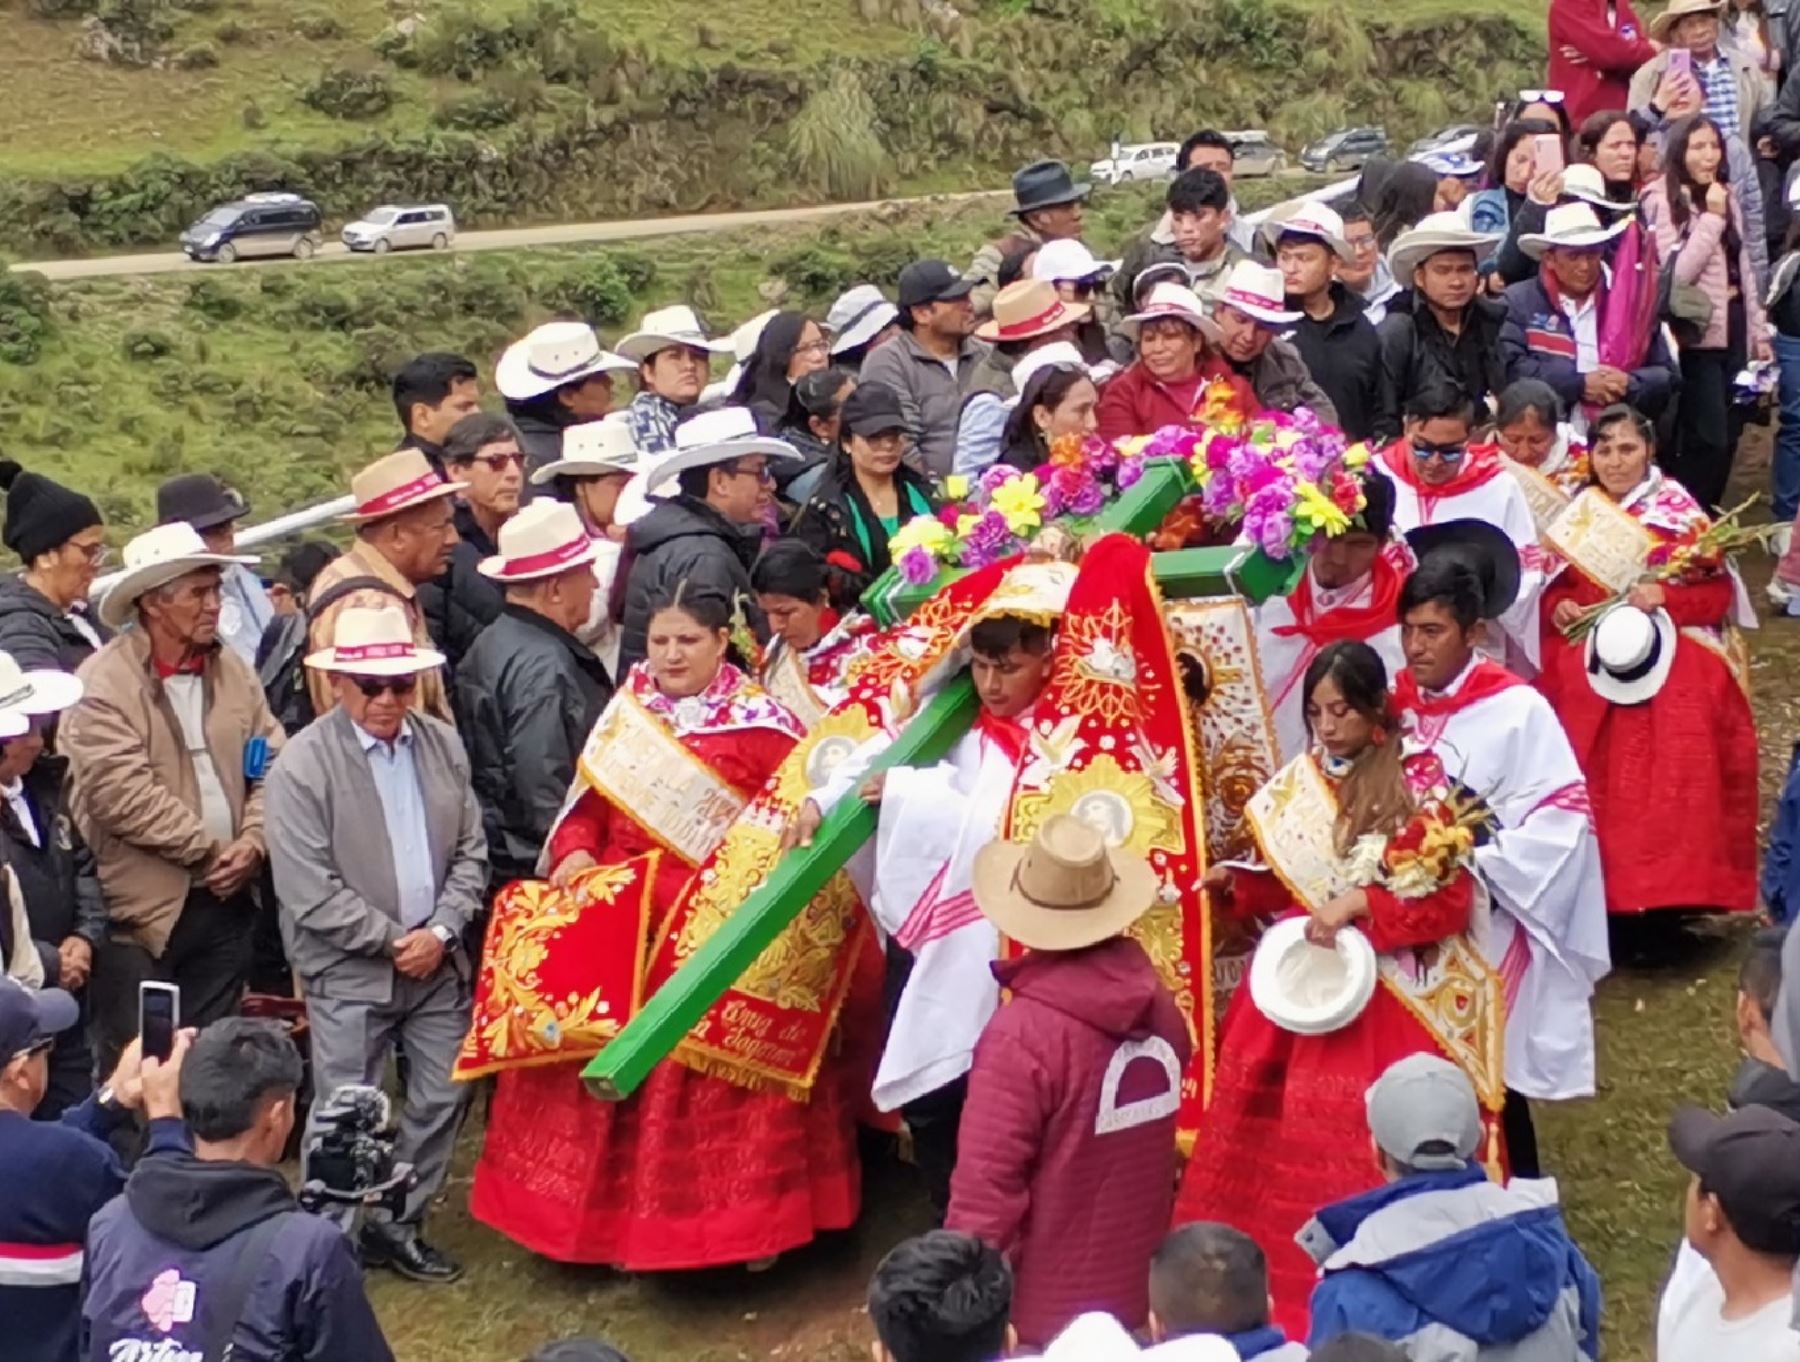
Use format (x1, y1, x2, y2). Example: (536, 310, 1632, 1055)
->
(305, 604, 447, 675)
(1121, 281, 1222, 344)
(478, 501, 600, 584)
(342, 449, 461, 524)
(1214, 260, 1304, 327)
(975, 279, 1091, 343)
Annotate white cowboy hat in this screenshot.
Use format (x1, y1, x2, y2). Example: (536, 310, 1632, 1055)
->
(1418, 149, 1485, 179)
(1215, 260, 1303, 327)
(98, 523, 259, 629)
(1650, 0, 1725, 41)
(1261, 199, 1354, 261)
(340, 449, 460, 525)
(641, 406, 801, 497)
(495, 321, 636, 402)
(825, 284, 899, 356)
(528, 413, 646, 485)
(700, 308, 781, 404)
(614, 304, 735, 363)
(304, 604, 446, 675)
(1519, 202, 1630, 260)
(971, 815, 1160, 953)
(1249, 915, 1378, 1035)
(975, 279, 1091, 344)
(1121, 281, 1222, 344)
(1011, 340, 1088, 395)
(1030, 238, 1119, 285)
(0, 649, 84, 739)
(1386, 211, 1502, 282)
(1584, 603, 1677, 704)
(1558, 163, 1625, 212)
(478, 500, 599, 584)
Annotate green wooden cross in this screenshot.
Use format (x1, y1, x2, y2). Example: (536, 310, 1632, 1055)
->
(582, 459, 1300, 1100)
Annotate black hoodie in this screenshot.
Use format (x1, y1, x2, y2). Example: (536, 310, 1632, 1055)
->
(84, 1150, 393, 1361)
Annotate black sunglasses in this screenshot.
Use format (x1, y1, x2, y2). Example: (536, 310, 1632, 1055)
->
(352, 675, 419, 698)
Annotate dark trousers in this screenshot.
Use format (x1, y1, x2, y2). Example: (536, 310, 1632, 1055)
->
(35, 990, 95, 1119)
(902, 1076, 968, 1221)
(91, 889, 253, 1075)
(1503, 1087, 1541, 1179)
(1668, 301, 1748, 511)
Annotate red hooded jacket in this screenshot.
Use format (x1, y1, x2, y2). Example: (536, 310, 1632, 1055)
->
(946, 935, 1191, 1347)
(1547, 0, 1657, 125)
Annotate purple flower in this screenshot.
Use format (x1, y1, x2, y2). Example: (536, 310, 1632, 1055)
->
(1116, 457, 1145, 490)
(898, 546, 939, 585)
(1143, 425, 1199, 462)
(978, 465, 1018, 498)
(960, 510, 1017, 567)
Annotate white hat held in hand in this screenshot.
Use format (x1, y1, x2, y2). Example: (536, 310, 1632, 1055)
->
(1584, 603, 1676, 704)
(1249, 915, 1378, 1035)
(0, 650, 83, 739)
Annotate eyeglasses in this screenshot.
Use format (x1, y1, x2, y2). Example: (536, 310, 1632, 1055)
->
(70, 541, 112, 567)
(1519, 89, 1567, 104)
(1411, 437, 1469, 463)
(729, 462, 775, 484)
(792, 338, 830, 357)
(456, 452, 525, 472)
(351, 675, 419, 698)
(1343, 231, 1378, 252)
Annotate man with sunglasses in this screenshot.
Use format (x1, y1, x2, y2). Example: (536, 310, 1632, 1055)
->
(267, 604, 486, 1285)
(418, 411, 520, 678)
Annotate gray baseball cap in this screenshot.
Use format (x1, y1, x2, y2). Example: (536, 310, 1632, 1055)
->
(1365, 1053, 1482, 1172)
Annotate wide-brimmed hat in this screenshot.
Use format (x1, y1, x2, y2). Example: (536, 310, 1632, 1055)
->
(1518, 202, 1629, 260)
(1215, 260, 1304, 327)
(1560, 164, 1624, 212)
(1585, 603, 1676, 704)
(304, 604, 446, 675)
(1405, 518, 1522, 619)
(0, 649, 84, 738)
(1651, 0, 1725, 40)
(642, 407, 800, 497)
(1121, 282, 1222, 343)
(342, 449, 460, 525)
(1418, 149, 1485, 179)
(1011, 340, 1088, 395)
(495, 321, 636, 402)
(478, 500, 599, 584)
(529, 414, 645, 485)
(975, 279, 1091, 343)
(156, 473, 249, 533)
(1249, 915, 1378, 1035)
(1010, 159, 1090, 216)
(825, 284, 899, 355)
(1261, 200, 1354, 261)
(1387, 211, 1502, 282)
(614, 305, 735, 364)
(971, 814, 1159, 952)
(1030, 239, 1118, 285)
(99, 523, 258, 629)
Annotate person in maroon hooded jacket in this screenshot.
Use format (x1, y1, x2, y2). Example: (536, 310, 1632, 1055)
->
(946, 814, 1190, 1349)
(1548, 0, 1658, 125)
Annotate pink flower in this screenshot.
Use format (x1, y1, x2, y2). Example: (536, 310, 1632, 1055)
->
(1116, 457, 1145, 490)
(898, 546, 939, 585)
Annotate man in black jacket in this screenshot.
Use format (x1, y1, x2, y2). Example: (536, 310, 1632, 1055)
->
(417, 413, 512, 677)
(84, 1019, 394, 1362)
(393, 351, 481, 474)
(616, 407, 798, 673)
(1266, 201, 1397, 442)
(457, 502, 612, 896)
(1378, 214, 1510, 419)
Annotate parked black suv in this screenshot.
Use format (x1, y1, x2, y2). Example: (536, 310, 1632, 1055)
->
(179, 193, 324, 264)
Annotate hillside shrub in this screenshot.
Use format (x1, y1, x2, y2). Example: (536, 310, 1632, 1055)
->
(0, 274, 53, 365)
(433, 89, 520, 130)
(185, 277, 244, 320)
(785, 68, 891, 200)
(293, 12, 345, 38)
(539, 257, 633, 327)
(121, 329, 174, 360)
(302, 68, 396, 119)
(173, 42, 219, 68)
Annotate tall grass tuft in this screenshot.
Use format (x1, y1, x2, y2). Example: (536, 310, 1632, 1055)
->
(786, 68, 893, 200)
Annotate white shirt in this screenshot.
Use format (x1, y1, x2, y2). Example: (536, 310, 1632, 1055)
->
(1558, 289, 1600, 374)
(1, 778, 38, 849)
(164, 674, 235, 849)
(1657, 1240, 1800, 1362)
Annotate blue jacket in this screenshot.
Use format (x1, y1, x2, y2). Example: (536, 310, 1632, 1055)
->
(1498, 273, 1678, 421)
(0, 1099, 184, 1362)
(1302, 1166, 1602, 1361)
(1763, 742, 1800, 925)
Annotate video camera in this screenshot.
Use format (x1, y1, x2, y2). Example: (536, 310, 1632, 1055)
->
(297, 1084, 416, 1218)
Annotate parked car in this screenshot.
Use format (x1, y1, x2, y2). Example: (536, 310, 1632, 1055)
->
(1299, 127, 1389, 174)
(178, 193, 323, 264)
(342, 203, 457, 254)
(1223, 130, 1287, 177)
(1089, 142, 1180, 186)
(1407, 123, 1489, 159)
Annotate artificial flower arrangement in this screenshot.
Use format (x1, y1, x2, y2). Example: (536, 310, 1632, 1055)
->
(1342, 785, 1496, 899)
(1186, 405, 1375, 560)
(1557, 494, 1774, 641)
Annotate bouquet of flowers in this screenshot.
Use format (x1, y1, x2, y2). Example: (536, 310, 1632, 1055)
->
(1557, 495, 1775, 641)
(1344, 785, 1495, 900)
(1185, 406, 1376, 560)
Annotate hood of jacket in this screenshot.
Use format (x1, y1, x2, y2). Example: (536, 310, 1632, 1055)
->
(627, 494, 760, 565)
(1311, 1168, 1579, 1345)
(1730, 1056, 1800, 1123)
(124, 1152, 296, 1250)
(992, 935, 1165, 1039)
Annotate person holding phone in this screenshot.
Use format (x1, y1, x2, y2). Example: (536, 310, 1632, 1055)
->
(1630, 0, 1769, 143)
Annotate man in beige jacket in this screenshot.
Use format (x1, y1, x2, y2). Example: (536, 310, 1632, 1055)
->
(305, 448, 460, 725)
(63, 524, 285, 1071)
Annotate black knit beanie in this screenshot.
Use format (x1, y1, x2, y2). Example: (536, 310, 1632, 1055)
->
(0, 460, 103, 564)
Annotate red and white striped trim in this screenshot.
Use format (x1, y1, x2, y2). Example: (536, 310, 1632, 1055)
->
(353, 471, 448, 519)
(988, 300, 1075, 340)
(0, 1241, 83, 1287)
(331, 640, 419, 664)
(1221, 286, 1288, 315)
(491, 536, 591, 579)
(894, 861, 984, 951)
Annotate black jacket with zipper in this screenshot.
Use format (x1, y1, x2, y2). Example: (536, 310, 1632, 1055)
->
(0, 753, 104, 967)
(416, 501, 503, 682)
(790, 455, 938, 611)
(1286, 284, 1397, 442)
(0, 576, 107, 675)
(1377, 291, 1510, 416)
(616, 495, 767, 675)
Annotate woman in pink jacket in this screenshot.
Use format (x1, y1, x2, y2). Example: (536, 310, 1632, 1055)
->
(1639, 114, 1771, 509)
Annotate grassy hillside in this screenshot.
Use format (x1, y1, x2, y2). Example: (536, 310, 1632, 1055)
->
(0, 0, 1547, 254)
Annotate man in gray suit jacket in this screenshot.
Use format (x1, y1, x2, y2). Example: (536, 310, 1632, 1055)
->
(265, 606, 486, 1285)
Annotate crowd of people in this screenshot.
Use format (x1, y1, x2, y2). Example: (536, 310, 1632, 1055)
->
(8, 7, 1800, 1357)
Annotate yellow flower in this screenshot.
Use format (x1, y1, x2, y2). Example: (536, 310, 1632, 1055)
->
(888, 514, 954, 558)
(1343, 443, 1372, 469)
(944, 474, 970, 501)
(990, 473, 1045, 534)
(956, 512, 984, 538)
(1294, 483, 1351, 536)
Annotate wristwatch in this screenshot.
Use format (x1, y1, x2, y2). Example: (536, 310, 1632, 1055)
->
(430, 925, 456, 948)
(96, 1085, 123, 1116)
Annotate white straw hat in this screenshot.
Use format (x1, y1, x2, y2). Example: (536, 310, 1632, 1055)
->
(825, 284, 899, 356)
(1260, 200, 1354, 261)
(0, 649, 83, 738)
(641, 407, 801, 497)
(1215, 260, 1303, 326)
(614, 304, 735, 363)
(1518, 202, 1629, 260)
(1249, 916, 1378, 1035)
(341, 449, 460, 525)
(1386, 211, 1502, 282)
(1121, 281, 1222, 343)
(495, 321, 635, 402)
(529, 413, 647, 485)
(98, 523, 259, 629)
(478, 500, 599, 583)
(1584, 603, 1676, 704)
(1030, 238, 1118, 284)
(304, 604, 446, 675)
(1011, 340, 1088, 394)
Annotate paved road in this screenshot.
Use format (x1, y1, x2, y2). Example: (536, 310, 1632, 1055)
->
(12, 190, 1012, 282)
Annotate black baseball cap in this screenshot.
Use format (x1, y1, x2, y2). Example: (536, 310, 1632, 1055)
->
(840, 382, 908, 437)
(1670, 1104, 1800, 1254)
(897, 260, 975, 310)
(0, 978, 77, 1061)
